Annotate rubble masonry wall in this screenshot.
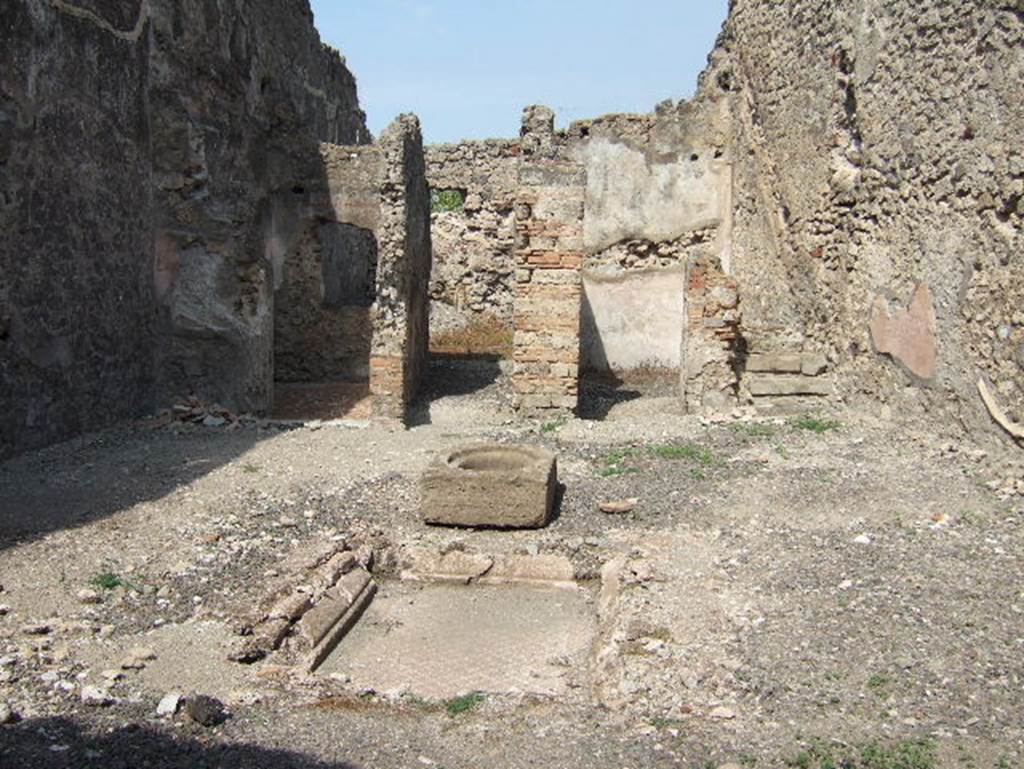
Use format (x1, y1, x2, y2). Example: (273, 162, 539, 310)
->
(0, 0, 368, 458)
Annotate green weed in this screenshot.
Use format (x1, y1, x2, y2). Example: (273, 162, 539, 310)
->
(599, 447, 640, 477)
(786, 738, 935, 769)
(90, 572, 130, 591)
(867, 673, 891, 690)
(730, 422, 778, 438)
(541, 415, 569, 434)
(444, 692, 485, 716)
(648, 443, 718, 466)
(791, 415, 842, 434)
(649, 716, 684, 730)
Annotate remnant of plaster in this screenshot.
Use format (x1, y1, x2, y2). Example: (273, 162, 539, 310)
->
(869, 284, 938, 381)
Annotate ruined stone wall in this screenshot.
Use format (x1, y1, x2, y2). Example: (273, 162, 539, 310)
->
(274, 145, 381, 384)
(569, 109, 739, 406)
(710, 0, 1024, 433)
(1, 0, 155, 458)
(512, 107, 585, 414)
(0, 0, 368, 457)
(148, 0, 368, 412)
(370, 116, 432, 418)
(425, 141, 519, 341)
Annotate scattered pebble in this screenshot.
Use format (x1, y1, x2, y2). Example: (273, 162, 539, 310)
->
(185, 695, 228, 727)
(80, 686, 114, 707)
(121, 646, 157, 670)
(156, 692, 181, 717)
(599, 498, 640, 515)
(77, 589, 102, 605)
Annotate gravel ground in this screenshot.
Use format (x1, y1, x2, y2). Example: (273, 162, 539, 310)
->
(1, 362, 1023, 769)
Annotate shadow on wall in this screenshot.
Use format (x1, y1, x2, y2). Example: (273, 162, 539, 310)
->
(273, 220, 377, 386)
(0, 142, 351, 551)
(577, 289, 641, 420)
(0, 716, 357, 769)
(271, 214, 377, 421)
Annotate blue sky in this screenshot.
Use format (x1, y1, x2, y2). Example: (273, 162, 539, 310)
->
(310, 1, 730, 144)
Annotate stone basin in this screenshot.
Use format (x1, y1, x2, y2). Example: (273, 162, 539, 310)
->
(422, 443, 557, 528)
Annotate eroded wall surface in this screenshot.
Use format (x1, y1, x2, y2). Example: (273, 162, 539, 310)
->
(711, 0, 1023, 431)
(274, 145, 382, 384)
(569, 109, 734, 386)
(371, 115, 432, 418)
(425, 141, 519, 338)
(0, 0, 368, 457)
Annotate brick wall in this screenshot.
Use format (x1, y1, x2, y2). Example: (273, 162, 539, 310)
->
(682, 257, 742, 412)
(512, 107, 585, 414)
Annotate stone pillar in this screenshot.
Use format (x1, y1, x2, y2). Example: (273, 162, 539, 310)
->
(370, 115, 432, 419)
(682, 256, 741, 413)
(512, 106, 585, 414)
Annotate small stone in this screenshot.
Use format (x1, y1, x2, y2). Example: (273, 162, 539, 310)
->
(185, 695, 228, 727)
(22, 622, 51, 635)
(226, 690, 262, 708)
(599, 498, 640, 515)
(121, 646, 157, 670)
(838, 579, 854, 591)
(0, 605, 9, 617)
(0, 702, 15, 725)
(709, 706, 736, 720)
(202, 415, 227, 428)
(81, 685, 114, 707)
(156, 692, 181, 717)
(40, 671, 59, 684)
(101, 669, 124, 682)
(853, 534, 872, 545)
(77, 589, 102, 605)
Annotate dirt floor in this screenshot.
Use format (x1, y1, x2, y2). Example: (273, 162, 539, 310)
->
(1, 359, 1023, 769)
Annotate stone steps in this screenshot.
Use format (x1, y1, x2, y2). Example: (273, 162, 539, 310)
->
(742, 351, 832, 412)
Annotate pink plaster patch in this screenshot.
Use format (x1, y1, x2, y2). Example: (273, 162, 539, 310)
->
(869, 284, 938, 380)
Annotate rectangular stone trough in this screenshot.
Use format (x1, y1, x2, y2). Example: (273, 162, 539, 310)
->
(422, 443, 557, 529)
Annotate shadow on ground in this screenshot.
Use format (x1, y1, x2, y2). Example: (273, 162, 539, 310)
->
(577, 369, 643, 420)
(0, 716, 357, 769)
(0, 424, 269, 553)
(407, 353, 505, 426)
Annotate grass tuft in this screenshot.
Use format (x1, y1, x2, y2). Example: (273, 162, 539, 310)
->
(730, 422, 779, 438)
(648, 443, 718, 466)
(444, 692, 485, 717)
(791, 415, 842, 434)
(430, 315, 513, 357)
(541, 415, 569, 434)
(786, 738, 936, 769)
(90, 572, 130, 591)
